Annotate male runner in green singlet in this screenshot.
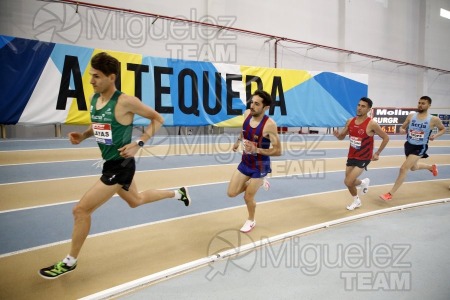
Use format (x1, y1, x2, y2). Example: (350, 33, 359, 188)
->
(39, 52, 191, 279)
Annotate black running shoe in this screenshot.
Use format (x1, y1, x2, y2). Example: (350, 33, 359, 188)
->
(39, 261, 77, 279)
(178, 187, 191, 206)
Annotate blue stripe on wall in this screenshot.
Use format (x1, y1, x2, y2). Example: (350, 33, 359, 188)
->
(0, 35, 15, 49)
(0, 36, 55, 124)
(314, 72, 366, 116)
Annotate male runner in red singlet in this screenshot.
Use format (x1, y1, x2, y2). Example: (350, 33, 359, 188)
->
(334, 97, 389, 210)
(227, 90, 282, 232)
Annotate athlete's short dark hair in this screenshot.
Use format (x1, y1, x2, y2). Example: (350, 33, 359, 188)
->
(91, 52, 120, 76)
(360, 97, 373, 108)
(420, 96, 432, 104)
(253, 90, 272, 107)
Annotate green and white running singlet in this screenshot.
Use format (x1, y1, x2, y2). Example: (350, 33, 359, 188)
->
(90, 91, 133, 161)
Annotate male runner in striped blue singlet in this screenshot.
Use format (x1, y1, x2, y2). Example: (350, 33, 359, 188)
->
(227, 90, 282, 233)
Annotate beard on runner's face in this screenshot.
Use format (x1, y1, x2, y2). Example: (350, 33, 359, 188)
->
(251, 109, 263, 116)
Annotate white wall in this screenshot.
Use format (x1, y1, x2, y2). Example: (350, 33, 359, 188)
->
(1, 0, 449, 111)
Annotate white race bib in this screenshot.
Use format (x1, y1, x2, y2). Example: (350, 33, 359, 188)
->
(93, 123, 113, 145)
(408, 129, 424, 141)
(350, 136, 362, 149)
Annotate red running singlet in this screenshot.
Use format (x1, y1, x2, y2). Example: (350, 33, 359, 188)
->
(347, 117, 374, 160)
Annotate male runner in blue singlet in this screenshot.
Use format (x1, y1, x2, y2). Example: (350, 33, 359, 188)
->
(380, 96, 446, 201)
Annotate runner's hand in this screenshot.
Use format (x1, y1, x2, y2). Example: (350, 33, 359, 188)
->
(118, 143, 139, 158)
(68, 132, 83, 144)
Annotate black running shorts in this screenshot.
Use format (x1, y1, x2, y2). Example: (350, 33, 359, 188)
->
(100, 158, 136, 191)
(346, 158, 371, 170)
(404, 141, 429, 158)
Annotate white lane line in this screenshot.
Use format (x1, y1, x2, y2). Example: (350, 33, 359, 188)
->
(1, 182, 448, 258)
(0, 203, 244, 259)
(0, 150, 448, 167)
(0, 163, 237, 186)
(1, 168, 449, 212)
(80, 199, 450, 300)
(0, 151, 236, 166)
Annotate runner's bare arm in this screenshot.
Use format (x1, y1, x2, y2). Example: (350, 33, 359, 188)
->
(333, 119, 350, 140)
(117, 95, 165, 157)
(399, 113, 413, 134)
(68, 125, 93, 145)
(370, 120, 389, 160)
(430, 116, 446, 141)
(256, 119, 282, 156)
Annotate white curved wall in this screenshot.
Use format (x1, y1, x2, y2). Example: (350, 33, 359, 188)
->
(1, 0, 449, 110)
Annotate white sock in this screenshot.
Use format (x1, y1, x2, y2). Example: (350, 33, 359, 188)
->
(63, 255, 77, 266)
(353, 196, 360, 202)
(173, 190, 181, 199)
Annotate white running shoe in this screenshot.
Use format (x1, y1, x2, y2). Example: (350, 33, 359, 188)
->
(360, 178, 370, 195)
(262, 177, 270, 191)
(347, 198, 361, 211)
(240, 220, 256, 233)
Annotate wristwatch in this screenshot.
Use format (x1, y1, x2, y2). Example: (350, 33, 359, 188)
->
(136, 140, 145, 147)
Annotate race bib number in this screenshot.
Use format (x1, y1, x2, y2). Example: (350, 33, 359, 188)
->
(93, 123, 113, 145)
(350, 136, 362, 149)
(409, 129, 424, 141)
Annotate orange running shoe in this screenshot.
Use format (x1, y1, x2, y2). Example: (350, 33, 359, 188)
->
(379, 193, 392, 201)
(430, 164, 438, 177)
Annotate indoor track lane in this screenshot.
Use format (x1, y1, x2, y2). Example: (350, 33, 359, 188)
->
(0, 135, 449, 299)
